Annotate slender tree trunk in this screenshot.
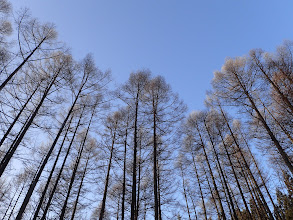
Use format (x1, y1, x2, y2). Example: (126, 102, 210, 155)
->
(0, 73, 58, 177)
(247, 174, 268, 220)
(136, 134, 142, 219)
(32, 114, 75, 220)
(131, 95, 139, 220)
(3, 185, 19, 219)
(8, 185, 25, 219)
(71, 155, 89, 220)
(218, 131, 252, 219)
(232, 70, 293, 174)
(0, 84, 39, 147)
(16, 85, 83, 220)
(0, 109, 33, 172)
(226, 178, 240, 215)
(59, 139, 84, 219)
(204, 121, 238, 220)
(239, 128, 282, 219)
(191, 152, 207, 220)
(180, 165, 191, 220)
(0, 36, 47, 91)
(116, 194, 120, 220)
(59, 108, 94, 220)
(253, 56, 293, 114)
(152, 106, 160, 220)
(216, 160, 233, 220)
(188, 192, 198, 220)
(237, 157, 262, 220)
(218, 106, 274, 219)
(121, 119, 128, 220)
(202, 164, 220, 219)
(99, 124, 117, 220)
(257, 96, 293, 145)
(195, 122, 226, 220)
(157, 160, 162, 220)
(40, 107, 90, 220)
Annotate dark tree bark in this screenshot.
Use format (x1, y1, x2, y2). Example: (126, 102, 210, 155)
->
(32, 113, 75, 220)
(15, 82, 84, 219)
(218, 107, 274, 220)
(121, 115, 129, 220)
(217, 130, 252, 219)
(201, 164, 220, 219)
(59, 108, 95, 220)
(99, 120, 118, 220)
(0, 36, 47, 91)
(0, 72, 58, 177)
(203, 119, 238, 220)
(191, 152, 207, 220)
(193, 117, 226, 220)
(71, 155, 90, 220)
(40, 111, 83, 220)
(0, 83, 39, 147)
(152, 106, 159, 220)
(131, 94, 139, 220)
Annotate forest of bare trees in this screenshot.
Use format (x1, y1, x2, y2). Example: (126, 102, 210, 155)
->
(0, 0, 292, 219)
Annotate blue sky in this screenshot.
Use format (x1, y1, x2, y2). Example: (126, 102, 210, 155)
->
(11, 0, 293, 111)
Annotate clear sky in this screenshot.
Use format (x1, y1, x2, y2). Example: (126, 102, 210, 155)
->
(11, 0, 293, 111)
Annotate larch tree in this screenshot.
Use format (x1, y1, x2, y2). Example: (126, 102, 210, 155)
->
(212, 55, 293, 175)
(117, 70, 150, 220)
(143, 75, 186, 220)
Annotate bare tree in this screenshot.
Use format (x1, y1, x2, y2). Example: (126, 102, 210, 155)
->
(212, 56, 293, 174)
(117, 70, 150, 220)
(143, 75, 186, 219)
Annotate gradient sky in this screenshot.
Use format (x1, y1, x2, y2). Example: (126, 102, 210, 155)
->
(11, 0, 293, 111)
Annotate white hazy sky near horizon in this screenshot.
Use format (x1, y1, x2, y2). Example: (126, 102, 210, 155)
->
(10, 0, 293, 112)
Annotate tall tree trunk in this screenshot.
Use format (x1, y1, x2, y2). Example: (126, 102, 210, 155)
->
(136, 134, 142, 219)
(232, 70, 293, 174)
(237, 156, 262, 220)
(218, 106, 274, 220)
(238, 128, 282, 219)
(204, 121, 238, 220)
(59, 107, 94, 220)
(214, 157, 236, 220)
(157, 160, 162, 220)
(188, 192, 198, 220)
(0, 72, 58, 177)
(121, 119, 128, 220)
(131, 95, 139, 220)
(252, 55, 293, 114)
(0, 84, 39, 147)
(247, 174, 268, 220)
(180, 165, 191, 220)
(191, 152, 207, 220)
(32, 113, 75, 220)
(71, 155, 89, 220)
(0, 36, 47, 91)
(202, 164, 220, 219)
(99, 124, 117, 220)
(152, 106, 159, 220)
(218, 131, 252, 219)
(59, 139, 84, 219)
(3, 185, 19, 219)
(40, 109, 87, 220)
(257, 95, 293, 145)
(16, 85, 83, 220)
(7, 183, 25, 220)
(195, 122, 226, 220)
